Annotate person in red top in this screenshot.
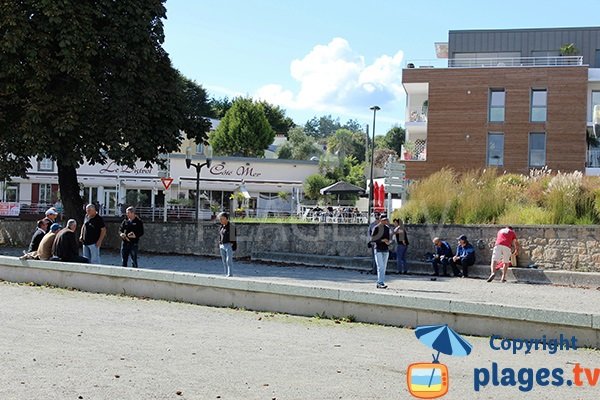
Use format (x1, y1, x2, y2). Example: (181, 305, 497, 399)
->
(487, 226, 519, 283)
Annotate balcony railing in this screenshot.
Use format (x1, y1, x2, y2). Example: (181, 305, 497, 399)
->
(408, 109, 428, 123)
(400, 142, 427, 161)
(405, 56, 584, 69)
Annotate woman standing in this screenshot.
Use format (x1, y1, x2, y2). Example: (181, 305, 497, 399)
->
(393, 218, 409, 274)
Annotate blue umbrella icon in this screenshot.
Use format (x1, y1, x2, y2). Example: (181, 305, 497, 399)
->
(415, 324, 473, 387)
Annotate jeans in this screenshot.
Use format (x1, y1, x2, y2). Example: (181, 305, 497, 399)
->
(432, 257, 461, 276)
(219, 243, 234, 276)
(396, 244, 408, 273)
(83, 244, 100, 264)
(451, 257, 475, 277)
(374, 250, 389, 285)
(121, 241, 139, 268)
(370, 247, 377, 274)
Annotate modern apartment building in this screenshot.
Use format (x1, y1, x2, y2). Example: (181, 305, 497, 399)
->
(402, 26, 600, 180)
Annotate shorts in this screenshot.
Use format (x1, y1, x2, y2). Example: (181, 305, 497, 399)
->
(491, 244, 512, 264)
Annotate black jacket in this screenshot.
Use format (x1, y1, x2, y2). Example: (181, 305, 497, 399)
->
(219, 222, 237, 249)
(28, 228, 46, 253)
(119, 217, 144, 244)
(371, 223, 391, 252)
(52, 229, 80, 262)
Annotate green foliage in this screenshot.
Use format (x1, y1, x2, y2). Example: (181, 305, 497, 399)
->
(277, 127, 322, 160)
(560, 43, 579, 56)
(304, 174, 333, 200)
(379, 125, 406, 155)
(210, 97, 275, 157)
(327, 129, 366, 163)
(304, 115, 364, 138)
(497, 205, 552, 225)
(258, 101, 295, 136)
(209, 97, 233, 118)
(0, 0, 210, 220)
(398, 168, 600, 225)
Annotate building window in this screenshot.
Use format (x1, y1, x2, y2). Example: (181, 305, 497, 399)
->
(529, 133, 546, 168)
(38, 158, 54, 171)
(592, 91, 600, 112)
(531, 89, 547, 122)
(487, 133, 504, 166)
(5, 184, 19, 202)
(39, 183, 52, 204)
(489, 89, 505, 122)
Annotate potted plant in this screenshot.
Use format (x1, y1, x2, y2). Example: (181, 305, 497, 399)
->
(421, 100, 429, 116)
(402, 141, 416, 160)
(209, 202, 220, 220)
(277, 191, 290, 201)
(559, 43, 579, 65)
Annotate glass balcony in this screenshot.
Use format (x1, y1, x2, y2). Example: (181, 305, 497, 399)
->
(405, 56, 583, 69)
(587, 148, 600, 168)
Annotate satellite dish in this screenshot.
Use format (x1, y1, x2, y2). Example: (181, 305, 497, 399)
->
(594, 104, 600, 138)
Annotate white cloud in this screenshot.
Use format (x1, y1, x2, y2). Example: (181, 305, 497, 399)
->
(255, 37, 405, 115)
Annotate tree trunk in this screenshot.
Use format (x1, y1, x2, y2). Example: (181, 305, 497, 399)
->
(57, 160, 84, 225)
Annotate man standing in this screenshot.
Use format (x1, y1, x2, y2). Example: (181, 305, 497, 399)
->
(218, 212, 236, 277)
(367, 212, 381, 274)
(451, 235, 476, 278)
(371, 214, 391, 289)
(80, 204, 106, 264)
(53, 219, 89, 263)
(487, 226, 519, 283)
(119, 207, 144, 268)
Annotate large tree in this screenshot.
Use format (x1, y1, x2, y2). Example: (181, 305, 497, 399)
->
(258, 100, 295, 137)
(327, 129, 366, 163)
(277, 127, 322, 160)
(210, 98, 275, 157)
(0, 0, 210, 220)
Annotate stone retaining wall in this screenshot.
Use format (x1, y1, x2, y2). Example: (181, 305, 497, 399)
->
(1, 219, 598, 271)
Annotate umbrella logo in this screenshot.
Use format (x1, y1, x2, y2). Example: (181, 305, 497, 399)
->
(407, 324, 473, 399)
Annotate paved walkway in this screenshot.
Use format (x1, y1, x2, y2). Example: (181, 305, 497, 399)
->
(1, 282, 598, 400)
(1, 247, 598, 317)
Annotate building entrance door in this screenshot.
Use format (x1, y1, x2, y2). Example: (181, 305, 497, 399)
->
(103, 189, 118, 216)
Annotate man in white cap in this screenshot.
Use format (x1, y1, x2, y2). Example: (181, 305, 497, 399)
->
(43, 208, 58, 233)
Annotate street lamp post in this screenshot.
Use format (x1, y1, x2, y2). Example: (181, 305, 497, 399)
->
(368, 106, 380, 221)
(185, 144, 213, 221)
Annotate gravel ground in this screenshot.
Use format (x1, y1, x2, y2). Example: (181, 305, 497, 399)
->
(1, 282, 599, 400)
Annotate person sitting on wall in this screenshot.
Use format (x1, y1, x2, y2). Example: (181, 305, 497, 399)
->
(430, 237, 460, 277)
(451, 235, 476, 278)
(27, 219, 48, 252)
(51, 219, 89, 263)
(42, 208, 58, 233)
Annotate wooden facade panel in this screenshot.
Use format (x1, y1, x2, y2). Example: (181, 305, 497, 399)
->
(403, 66, 588, 180)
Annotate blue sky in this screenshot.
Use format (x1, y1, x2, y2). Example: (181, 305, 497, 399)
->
(163, 0, 600, 134)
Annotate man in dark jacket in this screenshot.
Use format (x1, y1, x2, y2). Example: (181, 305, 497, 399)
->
(371, 214, 392, 289)
(451, 235, 476, 278)
(52, 219, 89, 263)
(431, 237, 460, 277)
(27, 219, 48, 253)
(119, 207, 144, 268)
